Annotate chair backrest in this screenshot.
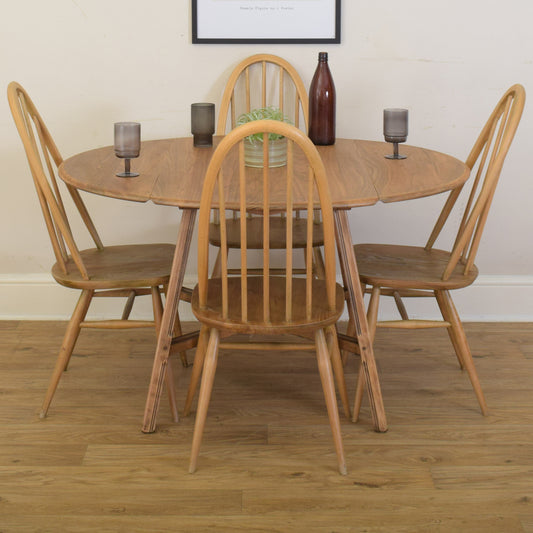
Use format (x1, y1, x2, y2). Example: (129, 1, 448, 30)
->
(216, 54, 309, 136)
(425, 84, 525, 280)
(197, 120, 337, 323)
(7, 82, 103, 281)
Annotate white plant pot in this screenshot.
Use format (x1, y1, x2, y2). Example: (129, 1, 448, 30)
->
(244, 138, 287, 168)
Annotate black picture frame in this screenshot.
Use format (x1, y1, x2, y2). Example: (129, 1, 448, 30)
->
(192, 0, 341, 44)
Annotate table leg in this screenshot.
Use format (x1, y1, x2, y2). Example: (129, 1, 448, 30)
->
(142, 208, 197, 433)
(334, 209, 388, 433)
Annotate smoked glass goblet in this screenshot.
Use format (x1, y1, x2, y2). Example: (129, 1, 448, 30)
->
(114, 122, 141, 177)
(383, 109, 408, 160)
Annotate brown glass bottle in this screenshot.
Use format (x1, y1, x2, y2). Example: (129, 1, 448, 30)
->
(308, 52, 336, 145)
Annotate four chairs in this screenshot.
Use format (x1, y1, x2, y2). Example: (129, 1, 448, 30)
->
(209, 54, 325, 278)
(7, 81, 187, 419)
(8, 73, 525, 474)
(350, 84, 526, 420)
(184, 120, 350, 474)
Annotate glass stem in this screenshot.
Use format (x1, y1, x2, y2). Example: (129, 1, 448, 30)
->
(125, 158, 131, 174)
(393, 142, 399, 158)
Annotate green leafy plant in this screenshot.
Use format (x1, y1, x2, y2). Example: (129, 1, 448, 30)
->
(237, 106, 293, 143)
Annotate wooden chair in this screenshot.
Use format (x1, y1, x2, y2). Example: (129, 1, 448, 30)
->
(184, 120, 350, 474)
(210, 54, 325, 278)
(350, 84, 526, 421)
(7, 81, 187, 419)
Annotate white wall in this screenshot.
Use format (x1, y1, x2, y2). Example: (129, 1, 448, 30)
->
(1, 0, 532, 321)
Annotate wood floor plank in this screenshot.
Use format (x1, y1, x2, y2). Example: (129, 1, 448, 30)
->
(268, 423, 533, 446)
(431, 465, 533, 491)
(81, 442, 533, 469)
(0, 444, 87, 466)
(0, 423, 267, 446)
(0, 486, 242, 517)
(0, 515, 526, 533)
(242, 487, 533, 517)
(522, 517, 533, 532)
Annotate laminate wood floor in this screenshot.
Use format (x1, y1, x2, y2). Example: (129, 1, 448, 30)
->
(1, 320, 532, 532)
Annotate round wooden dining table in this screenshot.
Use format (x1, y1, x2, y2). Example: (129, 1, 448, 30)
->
(59, 136, 470, 434)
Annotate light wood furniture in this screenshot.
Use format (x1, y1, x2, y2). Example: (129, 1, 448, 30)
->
(217, 54, 308, 135)
(7, 82, 186, 419)
(185, 120, 349, 474)
(351, 84, 526, 421)
(210, 54, 325, 277)
(58, 133, 471, 434)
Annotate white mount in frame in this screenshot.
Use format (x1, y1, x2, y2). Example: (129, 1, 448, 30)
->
(192, 0, 341, 44)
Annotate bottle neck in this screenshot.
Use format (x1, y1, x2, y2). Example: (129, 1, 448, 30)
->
(318, 52, 328, 63)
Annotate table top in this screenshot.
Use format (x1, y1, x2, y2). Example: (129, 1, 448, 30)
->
(59, 137, 470, 209)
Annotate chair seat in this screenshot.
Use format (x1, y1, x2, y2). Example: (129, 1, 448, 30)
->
(192, 276, 344, 334)
(354, 243, 479, 290)
(209, 216, 324, 249)
(52, 243, 175, 289)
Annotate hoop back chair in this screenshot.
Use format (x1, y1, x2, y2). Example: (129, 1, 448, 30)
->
(8, 81, 184, 419)
(185, 120, 349, 474)
(351, 84, 525, 421)
(210, 54, 325, 277)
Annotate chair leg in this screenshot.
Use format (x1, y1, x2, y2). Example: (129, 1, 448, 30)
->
(435, 290, 488, 415)
(211, 249, 223, 278)
(173, 308, 189, 368)
(163, 284, 189, 367)
(353, 286, 380, 423)
(312, 246, 326, 279)
(121, 290, 136, 320)
(189, 328, 220, 474)
(165, 359, 179, 423)
(152, 286, 179, 423)
(435, 290, 465, 370)
(353, 365, 365, 424)
(40, 289, 93, 418)
(341, 316, 355, 366)
(325, 325, 351, 420)
(392, 291, 409, 320)
(315, 329, 347, 475)
(341, 282, 367, 366)
(366, 287, 380, 343)
(183, 325, 210, 416)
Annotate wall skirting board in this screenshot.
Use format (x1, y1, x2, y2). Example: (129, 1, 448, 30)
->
(0, 273, 532, 322)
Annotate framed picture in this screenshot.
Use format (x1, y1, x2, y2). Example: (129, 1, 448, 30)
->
(192, 0, 341, 44)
